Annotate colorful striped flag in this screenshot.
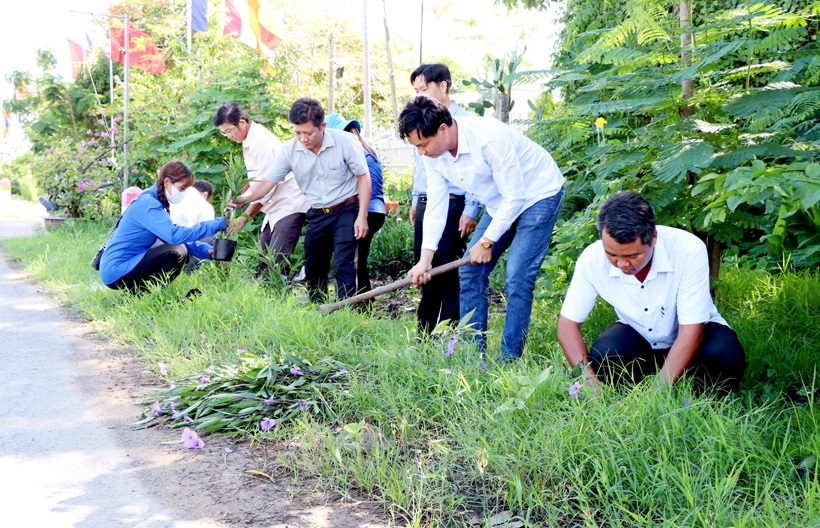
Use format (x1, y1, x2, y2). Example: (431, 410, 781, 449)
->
(223, 0, 285, 74)
(2, 109, 10, 141)
(192, 0, 209, 32)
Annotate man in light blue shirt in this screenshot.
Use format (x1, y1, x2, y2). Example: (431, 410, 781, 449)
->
(409, 63, 480, 334)
(400, 95, 565, 361)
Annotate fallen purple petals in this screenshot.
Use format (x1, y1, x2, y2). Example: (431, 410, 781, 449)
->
(445, 337, 458, 358)
(158, 362, 169, 376)
(152, 402, 164, 416)
(181, 427, 204, 449)
(199, 376, 210, 385)
(569, 381, 583, 400)
(260, 417, 276, 431)
(290, 365, 304, 376)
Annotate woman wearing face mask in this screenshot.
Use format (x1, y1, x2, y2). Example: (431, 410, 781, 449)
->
(99, 160, 228, 292)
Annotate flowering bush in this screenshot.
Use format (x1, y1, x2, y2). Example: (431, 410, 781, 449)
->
(29, 118, 123, 219)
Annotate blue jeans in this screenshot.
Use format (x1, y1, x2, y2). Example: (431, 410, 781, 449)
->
(459, 188, 564, 359)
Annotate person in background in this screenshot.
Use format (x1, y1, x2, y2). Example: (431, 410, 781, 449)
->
(229, 97, 371, 302)
(400, 95, 565, 361)
(409, 63, 480, 334)
(170, 179, 215, 227)
(557, 191, 746, 392)
(99, 161, 227, 292)
(214, 101, 309, 277)
(324, 113, 385, 295)
(192, 179, 213, 204)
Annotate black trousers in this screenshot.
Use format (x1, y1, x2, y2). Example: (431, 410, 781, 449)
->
(413, 196, 467, 334)
(356, 211, 386, 294)
(106, 243, 188, 292)
(259, 211, 306, 277)
(589, 322, 747, 391)
(304, 201, 358, 303)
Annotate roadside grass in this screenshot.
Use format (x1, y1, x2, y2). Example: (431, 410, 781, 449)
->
(3, 223, 820, 527)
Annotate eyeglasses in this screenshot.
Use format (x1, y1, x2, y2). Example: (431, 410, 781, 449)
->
(220, 125, 237, 137)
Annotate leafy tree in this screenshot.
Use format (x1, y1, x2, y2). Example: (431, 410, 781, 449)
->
(523, 0, 820, 270)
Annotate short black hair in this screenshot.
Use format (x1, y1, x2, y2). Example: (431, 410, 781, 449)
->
(289, 97, 324, 127)
(192, 179, 213, 199)
(597, 191, 656, 245)
(410, 63, 453, 94)
(398, 95, 453, 141)
(213, 101, 250, 127)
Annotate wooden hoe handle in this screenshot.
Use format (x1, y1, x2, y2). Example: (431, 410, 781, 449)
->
(318, 256, 472, 314)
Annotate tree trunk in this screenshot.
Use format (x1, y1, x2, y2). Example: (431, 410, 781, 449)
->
(679, 0, 695, 118)
(494, 90, 511, 123)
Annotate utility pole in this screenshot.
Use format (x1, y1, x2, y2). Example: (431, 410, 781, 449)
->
(362, 0, 371, 139)
(328, 33, 335, 114)
(383, 0, 398, 136)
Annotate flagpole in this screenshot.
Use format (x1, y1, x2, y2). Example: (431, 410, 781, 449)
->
(73, 10, 130, 190)
(123, 14, 129, 189)
(186, 0, 193, 55)
(362, 0, 372, 140)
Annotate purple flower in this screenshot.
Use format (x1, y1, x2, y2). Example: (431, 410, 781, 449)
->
(199, 376, 210, 385)
(260, 417, 276, 431)
(298, 402, 308, 411)
(111, 127, 118, 134)
(224, 447, 233, 454)
(169, 401, 178, 412)
(444, 337, 458, 358)
(158, 362, 169, 376)
(181, 428, 204, 449)
(152, 402, 164, 416)
(290, 365, 304, 376)
(44, 148, 52, 153)
(97, 118, 104, 124)
(480, 360, 487, 371)
(131, 169, 138, 174)
(172, 411, 182, 420)
(263, 395, 275, 406)
(236, 348, 247, 355)
(77, 182, 85, 190)
(86, 129, 92, 134)
(569, 381, 583, 400)
(684, 398, 691, 408)
(100, 177, 105, 182)
(75, 154, 82, 159)
(101, 132, 108, 137)
(183, 415, 193, 423)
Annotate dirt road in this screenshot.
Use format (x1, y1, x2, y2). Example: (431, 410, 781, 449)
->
(0, 204, 390, 527)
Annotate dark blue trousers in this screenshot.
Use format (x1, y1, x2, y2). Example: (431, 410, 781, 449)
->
(589, 321, 747, 392)
(304, 202, 358, 303)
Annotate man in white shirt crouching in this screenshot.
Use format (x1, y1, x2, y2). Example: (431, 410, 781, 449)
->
(399, 95, 565, 361)
(557, 191, 746, 392)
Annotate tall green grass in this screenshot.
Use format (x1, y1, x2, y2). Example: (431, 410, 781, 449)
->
(3, 224, 820, 527)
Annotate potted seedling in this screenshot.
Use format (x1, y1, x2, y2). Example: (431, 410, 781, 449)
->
(213, 155, 251, 261)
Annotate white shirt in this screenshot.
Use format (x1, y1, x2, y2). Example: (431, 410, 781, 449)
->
(170, 187, 215, 227)
(560, 226, 728, 349)
(421, 116, 565, 250)
(243, 121, 309, 231)
(262, 128, 368, 209)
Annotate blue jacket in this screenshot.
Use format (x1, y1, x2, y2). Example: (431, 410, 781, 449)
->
(365, 150, 385, 214)
(99, 186, 226, 285)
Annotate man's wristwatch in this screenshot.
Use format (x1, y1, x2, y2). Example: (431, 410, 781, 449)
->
(479, 236, 494, 249)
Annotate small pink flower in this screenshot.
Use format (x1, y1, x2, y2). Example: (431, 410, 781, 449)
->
(101, 132, 108, 137)
(158, 362, 169, 376)
(77, 182, 85, 190)
(224, 447, 233, 454)
(131, 169, 138, 174)
(199, 376, 210, 385)
(97, 119, 104, 124)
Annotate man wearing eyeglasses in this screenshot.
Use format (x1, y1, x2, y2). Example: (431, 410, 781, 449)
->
(213, 101, 309, 277)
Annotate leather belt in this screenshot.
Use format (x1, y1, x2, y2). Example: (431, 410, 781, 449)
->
(313, 195, 358, 214)
(418, 194, 465, 203)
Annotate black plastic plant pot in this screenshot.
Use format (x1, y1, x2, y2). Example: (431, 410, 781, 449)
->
(213, 238, 237, 261)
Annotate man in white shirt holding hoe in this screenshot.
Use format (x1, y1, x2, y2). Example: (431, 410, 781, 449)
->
(399, 95, 565, 361)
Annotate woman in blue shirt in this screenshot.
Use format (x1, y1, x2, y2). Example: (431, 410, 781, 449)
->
(100, 161, 227, 292)
(324, 113, 385, 295)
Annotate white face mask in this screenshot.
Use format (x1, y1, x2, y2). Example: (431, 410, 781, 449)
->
(166, 182, 186, 205)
